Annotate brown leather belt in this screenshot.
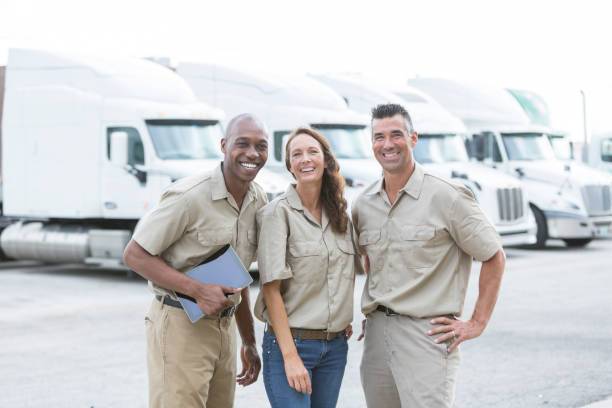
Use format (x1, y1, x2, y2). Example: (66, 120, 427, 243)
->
(155, 295, 236, 318)
(376, 305, 399, 316)
(267, 325, 343, 340)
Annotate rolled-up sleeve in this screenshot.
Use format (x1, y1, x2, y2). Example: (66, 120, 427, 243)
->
(132, 190, 191, 256)
(256, 205, 293, 284)
(449, 187, 502, 262)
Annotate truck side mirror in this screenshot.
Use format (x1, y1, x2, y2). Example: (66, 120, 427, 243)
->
(110, 131, 129, 167)
(473, 133, 487, 161)
(464, 138, 475, 159)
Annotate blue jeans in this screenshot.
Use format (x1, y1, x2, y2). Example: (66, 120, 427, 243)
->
(262, 330, 348, 408)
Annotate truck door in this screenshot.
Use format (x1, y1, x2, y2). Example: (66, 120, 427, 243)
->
(102, 126, 155, 219)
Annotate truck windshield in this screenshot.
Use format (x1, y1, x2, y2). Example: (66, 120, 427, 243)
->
(146, 120, 223, 160)
(501, 133, 556, 161)
(312, 125, 372, 159)
(548, 135, 572, 160)
(413, 134, 469, 163)
(602, 138, 612, 162)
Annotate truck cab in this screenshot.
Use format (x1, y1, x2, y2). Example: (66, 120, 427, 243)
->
(0, 49, 284, 266)
(409, 78, 612, 247)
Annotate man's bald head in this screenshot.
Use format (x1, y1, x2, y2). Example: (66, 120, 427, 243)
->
(220, 113, 269, 185)
(225, 113, 267, 142)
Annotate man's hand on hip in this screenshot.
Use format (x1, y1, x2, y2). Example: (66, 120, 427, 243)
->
(427, 317, 485, 353)
(237, 343, 261, 386)
(194, 284, 240, 315)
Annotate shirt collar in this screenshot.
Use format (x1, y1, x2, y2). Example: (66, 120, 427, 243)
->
(366, 177, 384, 196)
(211, 162, 257, 202)
(399, 162, 424, 200)
(366, 161, 424, 200)
(286, 184, 329, 229)
(285, 184, 304, 211)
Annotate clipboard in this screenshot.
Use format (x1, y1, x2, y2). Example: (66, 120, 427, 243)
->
(176, 244, 253, 323)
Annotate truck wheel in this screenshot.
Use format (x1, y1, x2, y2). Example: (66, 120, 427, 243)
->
(562, 239, 592, 247)
(528, 205, 548, 249)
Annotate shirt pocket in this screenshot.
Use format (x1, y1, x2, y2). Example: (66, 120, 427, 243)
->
(358, 230, 381, 247)
(242, 226, 258, 266)
(400, 225, 437, 268)
(197, 227, 233, 246)
(287, 240, 323, 283)
(336, 238, 356, 280)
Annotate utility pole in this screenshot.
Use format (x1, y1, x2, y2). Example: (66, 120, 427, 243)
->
(580, 89, 588, 162)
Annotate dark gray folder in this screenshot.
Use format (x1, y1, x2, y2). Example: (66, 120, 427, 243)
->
(177, 244, 253, 323)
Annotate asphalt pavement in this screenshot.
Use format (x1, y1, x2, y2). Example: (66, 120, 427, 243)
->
(0, 238, 611, 407)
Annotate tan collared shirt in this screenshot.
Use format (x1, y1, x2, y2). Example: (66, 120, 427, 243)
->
(254, 185, 362, 332)
(133, 162, 267, 299)
(352, 162, 502, 318)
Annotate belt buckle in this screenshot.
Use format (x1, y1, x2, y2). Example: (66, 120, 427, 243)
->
(385, 307, 398, 317)
(220, 305, 236, 318)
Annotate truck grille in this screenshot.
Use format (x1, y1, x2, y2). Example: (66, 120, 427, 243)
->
(581, 185, 611, 216)
(497, 187, 524, 222)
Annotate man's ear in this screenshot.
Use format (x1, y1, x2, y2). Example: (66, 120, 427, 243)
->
(221, 138, 227, 154)
(411, 131, 418, 148)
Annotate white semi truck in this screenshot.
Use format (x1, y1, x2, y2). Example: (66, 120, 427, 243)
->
(313, 74, 536, 246)
(176, 64, 381, 196)
(409, 78, 612, 248)
(0, 49, 287, 266)
(585, 132, 612, 174)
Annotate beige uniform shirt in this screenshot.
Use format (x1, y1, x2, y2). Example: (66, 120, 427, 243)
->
(133, 162, 267, 299)
(254, 185, 362, 332)
(352, 162, 502, 318)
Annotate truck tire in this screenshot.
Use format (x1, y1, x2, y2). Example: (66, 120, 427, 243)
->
(562, 239, 592, 247)
(528, 205, 548, 249)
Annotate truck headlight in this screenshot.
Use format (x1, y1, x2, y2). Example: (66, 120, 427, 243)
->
(549, 196, 581, 212)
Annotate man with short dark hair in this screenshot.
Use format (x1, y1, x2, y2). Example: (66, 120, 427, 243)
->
(124, 113, 268, 408)
(353, 103, 505, 407)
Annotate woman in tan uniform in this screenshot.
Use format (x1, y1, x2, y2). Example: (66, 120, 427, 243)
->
(254, 127, 361, 408)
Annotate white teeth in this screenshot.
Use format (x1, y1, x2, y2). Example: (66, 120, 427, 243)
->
(240, 162, 257, 169)
(301, 167, 314, 173)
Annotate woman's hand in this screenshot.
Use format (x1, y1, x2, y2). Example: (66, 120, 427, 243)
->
(344, 324, 353, 340)
(283, 354, 311, 394)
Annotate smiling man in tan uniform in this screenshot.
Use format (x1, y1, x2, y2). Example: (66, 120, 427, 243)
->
(123, 114, 269, 408)
(352, 104, 506, 408)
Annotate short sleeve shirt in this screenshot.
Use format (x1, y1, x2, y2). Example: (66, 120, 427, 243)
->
(132, 162, 268, 299)
(351, 162, 502, 318)
(253, 185, 362, 332)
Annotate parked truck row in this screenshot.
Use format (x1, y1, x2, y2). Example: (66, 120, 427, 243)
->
(407, 78, 612, 248)
(1, 49, 611, 270)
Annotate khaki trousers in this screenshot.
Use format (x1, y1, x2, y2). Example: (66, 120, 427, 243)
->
(360, 310, 460, 408)
(145, 298, 237, 408)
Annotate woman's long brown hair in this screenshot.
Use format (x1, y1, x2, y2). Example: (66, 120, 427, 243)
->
(285, 127, 348, 234)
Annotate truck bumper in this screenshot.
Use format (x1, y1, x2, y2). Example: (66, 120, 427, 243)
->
(497, 219, 537, 246)
(590, 216, 612, 238)
(544, 211, 612, 239)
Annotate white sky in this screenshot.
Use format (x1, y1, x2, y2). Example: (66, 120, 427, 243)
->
(2, 0, 612, 139)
